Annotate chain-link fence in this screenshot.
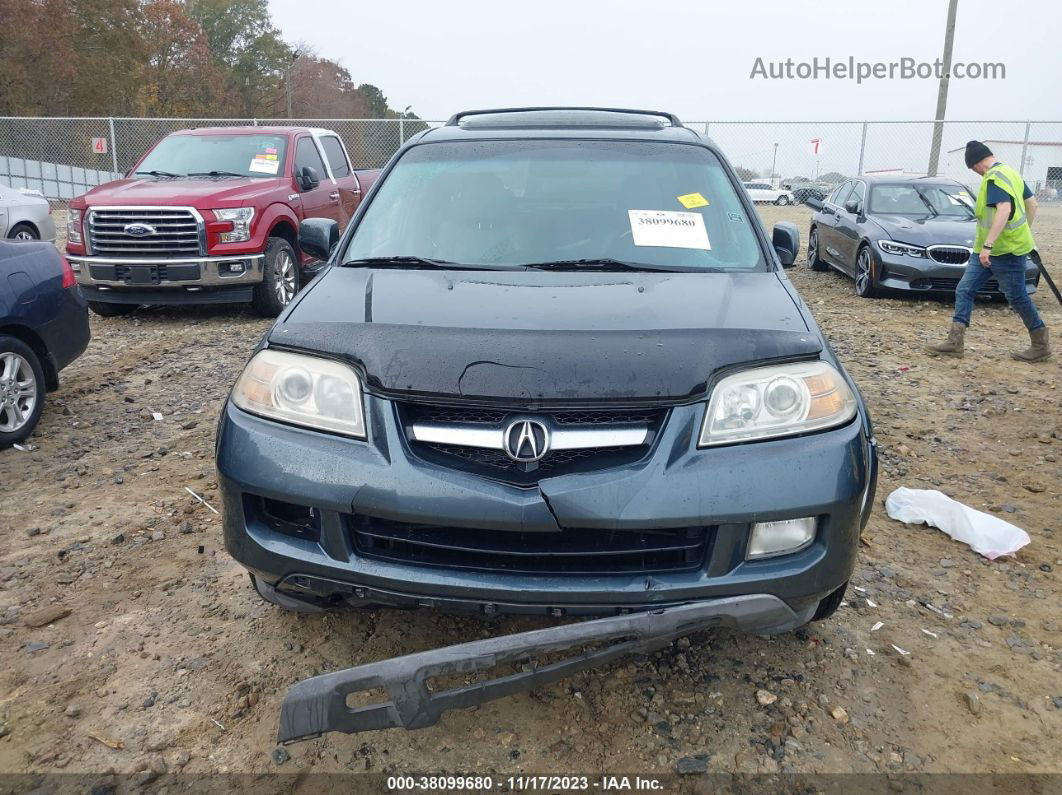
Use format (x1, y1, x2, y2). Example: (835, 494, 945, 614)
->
(2, 116, 1061, 202)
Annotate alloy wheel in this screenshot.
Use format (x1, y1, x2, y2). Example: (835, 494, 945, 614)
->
(856, 249, 872, 294)
(0, 352, 38, 433)
(807, 230, 818, 267)
(274, 251, 297, 305)
(14, 230, 34, 241)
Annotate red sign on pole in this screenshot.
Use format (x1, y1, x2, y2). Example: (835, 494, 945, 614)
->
(810, 138, 822, 156)
(92, 137, 108, 154)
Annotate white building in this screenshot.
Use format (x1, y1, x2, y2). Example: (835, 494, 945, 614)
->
(944, 140, 1062, 195)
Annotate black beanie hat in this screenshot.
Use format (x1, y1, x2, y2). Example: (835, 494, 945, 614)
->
(965, 140, 993, 168)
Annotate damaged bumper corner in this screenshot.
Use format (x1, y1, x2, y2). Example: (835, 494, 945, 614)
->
(277, 594, 812, 743)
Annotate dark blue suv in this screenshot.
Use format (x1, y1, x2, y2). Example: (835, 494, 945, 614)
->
(0, 240, 89, 448)
(214, 109, 878, 741)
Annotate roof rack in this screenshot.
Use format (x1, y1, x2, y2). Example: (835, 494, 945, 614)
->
(446, 107, 685, 128)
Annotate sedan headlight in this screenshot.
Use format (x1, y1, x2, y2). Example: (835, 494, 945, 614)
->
(231, 349, 366, 438)
(699, 361, 856, 447)
(67, 209, 83, 245)
(877, 239, 926, 258)
(213, 207, 255, 243)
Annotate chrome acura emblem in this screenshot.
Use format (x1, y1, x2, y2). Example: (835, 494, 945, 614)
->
(123, 222, 156, 236)
(503, 419, 549, 462)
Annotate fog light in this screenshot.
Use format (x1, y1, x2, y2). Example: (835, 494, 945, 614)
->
(747, 517, 816, 559)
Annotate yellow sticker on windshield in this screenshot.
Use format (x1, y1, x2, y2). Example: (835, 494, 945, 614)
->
(677, 192, 709, 209)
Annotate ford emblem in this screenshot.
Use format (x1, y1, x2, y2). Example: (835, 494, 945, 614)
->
(124, 222, 156, 236)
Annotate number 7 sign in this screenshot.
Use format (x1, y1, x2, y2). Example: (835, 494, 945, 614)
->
(810, 138, 822, 156)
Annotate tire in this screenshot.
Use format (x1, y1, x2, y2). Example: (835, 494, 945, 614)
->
(252, 237, 299, 317)
(8, 222, 39, 241)
(0, 335, 45, 448)
(812, 582, 848, 622)
(806, 227, 828, 271)
(774, 195, 790, 206)
(88, 301, 137, 317)
(854, 245, 881, 298)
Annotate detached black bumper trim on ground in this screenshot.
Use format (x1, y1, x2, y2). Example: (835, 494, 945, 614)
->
(276, 594, 812, 743)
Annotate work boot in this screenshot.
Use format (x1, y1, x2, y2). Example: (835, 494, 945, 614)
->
(927, 322, 966, 357)
(1011, 327, 1051, 362)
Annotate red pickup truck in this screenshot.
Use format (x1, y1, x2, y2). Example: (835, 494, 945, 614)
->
(65, 126, 379, 316)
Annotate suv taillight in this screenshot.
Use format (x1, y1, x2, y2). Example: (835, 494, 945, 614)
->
(60, 255, 76, 288)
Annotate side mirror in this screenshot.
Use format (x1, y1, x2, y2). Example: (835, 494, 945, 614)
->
(772, 222, 799, 268)
(297, 165, 320, 191)
(804, 197, 823, 211)
(298, 217, 339, 261)
(844, 198, 861, 215)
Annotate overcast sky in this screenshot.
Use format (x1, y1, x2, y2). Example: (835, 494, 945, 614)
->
(269, 0, 1056, 121)
(268, 0, 1060, 178)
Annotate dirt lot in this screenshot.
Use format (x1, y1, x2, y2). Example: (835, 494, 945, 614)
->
(0, 203, 1059, 785)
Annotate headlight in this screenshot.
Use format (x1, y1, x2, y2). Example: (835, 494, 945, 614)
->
(699, 361, 856, 447)
(213, 207, 255, 243)
(877, 239, 925, 258)
(67, 209, 83, 245)
(231, 349, 366, 438)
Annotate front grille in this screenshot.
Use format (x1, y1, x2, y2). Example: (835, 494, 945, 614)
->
(399, 402, 666, 485)
(88, 207, 201, 258)
(927, 245, 972, 265)
(926, 277, 1000, 293)
(350, 514, 711, 575)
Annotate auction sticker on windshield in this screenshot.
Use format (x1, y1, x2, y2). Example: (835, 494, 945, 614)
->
(628, 209, 711, 250)
(249, 156, 280, 175)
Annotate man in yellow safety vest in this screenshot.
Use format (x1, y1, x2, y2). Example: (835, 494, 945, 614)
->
(927, 140, 1049, 362)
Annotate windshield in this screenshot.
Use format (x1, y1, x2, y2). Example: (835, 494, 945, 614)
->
(868, 183, 975, 218)
(135, 134, 288, 178)
(343, 139, 766, 271)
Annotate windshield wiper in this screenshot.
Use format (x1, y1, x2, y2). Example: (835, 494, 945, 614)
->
(135, 169, 181, 178)
(188, 170, 244, 178)
(341, 256, 518, 271)
(520, 258, 726, 273)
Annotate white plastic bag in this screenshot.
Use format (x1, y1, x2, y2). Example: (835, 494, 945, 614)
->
(885, 487, 1030, 560)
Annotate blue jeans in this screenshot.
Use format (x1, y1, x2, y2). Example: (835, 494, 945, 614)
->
(952, 252, 1044, 331)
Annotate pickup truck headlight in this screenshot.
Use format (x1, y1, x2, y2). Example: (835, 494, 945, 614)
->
(231, 349, 366, 439)
(67, 209, 83, 245)
(213, 207, 255, 243)
(877, 239, 926, 258)
(699, 361, 856, 447)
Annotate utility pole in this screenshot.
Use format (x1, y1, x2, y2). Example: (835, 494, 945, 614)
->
(928, 0, 959, 176)
(771, 142, 778, 184)
(285, 49, 302, 119)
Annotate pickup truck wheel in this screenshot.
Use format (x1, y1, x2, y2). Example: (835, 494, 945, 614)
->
(0, 336, 45, 448)
(88, 301, 137, 317)
(252, 237, 299, 317)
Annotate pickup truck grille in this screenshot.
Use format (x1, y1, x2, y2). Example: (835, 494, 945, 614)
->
(88, 208, 202, 258)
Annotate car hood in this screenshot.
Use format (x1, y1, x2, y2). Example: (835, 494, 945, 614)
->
(80, 176, 284, 206)
(869, 214, 977, 247)
(269, 268, 821, 402)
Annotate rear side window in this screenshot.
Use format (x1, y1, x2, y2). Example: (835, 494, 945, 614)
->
(320, 136, 350, 178)
(295, 138, 327, 178)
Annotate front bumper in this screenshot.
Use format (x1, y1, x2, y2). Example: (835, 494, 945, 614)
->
(217, 393, 876, 618)
(68, 253, 265, 291)
(873, 248, 1039, 295)
(278, 595, 812, 742)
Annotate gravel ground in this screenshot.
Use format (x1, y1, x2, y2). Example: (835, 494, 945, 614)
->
(0, 203, 1059, 782)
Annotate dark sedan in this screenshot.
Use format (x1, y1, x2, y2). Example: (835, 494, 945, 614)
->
(0, 240, 90, 447)
(806, 176, 1039, 298)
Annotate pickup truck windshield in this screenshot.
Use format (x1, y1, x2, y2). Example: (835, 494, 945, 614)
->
(344, 140, 765, 271)
(135, 134, 288, 179)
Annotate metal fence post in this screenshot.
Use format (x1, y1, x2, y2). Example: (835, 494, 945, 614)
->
(107, 117, 118, 175)
(399, 117, 405, 145)
(857, 122, 868, 176)
(1019, 121, 1031, 177)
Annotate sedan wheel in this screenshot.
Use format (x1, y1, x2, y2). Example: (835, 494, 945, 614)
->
(9, 223, 39, 241)
(807, 228, 827, 271)
(855, 247, 880, 298)
(0, 351, 38, 433)
(775, 195, 790, 205)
